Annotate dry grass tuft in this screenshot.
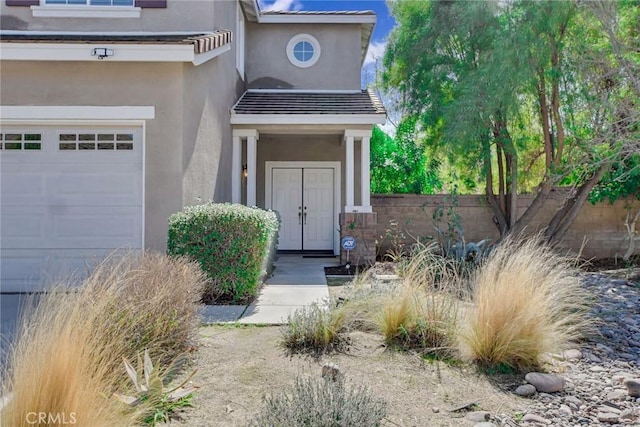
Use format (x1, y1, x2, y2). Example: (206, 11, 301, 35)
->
(281, 303, 347, 356)
(338, 242, 463, 358)
(1, 251, 207, 426)
(458, 236, 593, 371)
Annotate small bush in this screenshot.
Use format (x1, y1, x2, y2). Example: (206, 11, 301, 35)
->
(376, 288, 460, 358)
(97, 252, 207, 369)
(281, 303, 346, 356)
(458, 236, 593, 371)
(390, 241, 464, 357)
(250, 376, 387, 427)
(167, 203, 279, 304)
(0, 252, 206, 426)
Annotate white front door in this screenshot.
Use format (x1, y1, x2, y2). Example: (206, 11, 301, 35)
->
(271, 168, 303, 250)
(271, 167, 334, 251)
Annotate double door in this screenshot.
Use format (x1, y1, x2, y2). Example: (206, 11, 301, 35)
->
(271, 167, 334, 251)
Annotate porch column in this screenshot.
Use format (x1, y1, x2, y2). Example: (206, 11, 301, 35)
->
(360, 134, 371, 209)
(344, 134, 355, 210)
(246, 133, 258, 207)
(231, 135, 242, 204)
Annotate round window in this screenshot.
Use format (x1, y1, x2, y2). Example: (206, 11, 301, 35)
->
(286, 34, 321, 68)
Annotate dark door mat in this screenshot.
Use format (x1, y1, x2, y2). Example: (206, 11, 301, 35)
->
(303, 255, 337, 258)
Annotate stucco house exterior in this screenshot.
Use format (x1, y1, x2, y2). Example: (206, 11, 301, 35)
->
(0, 0, 386, 292)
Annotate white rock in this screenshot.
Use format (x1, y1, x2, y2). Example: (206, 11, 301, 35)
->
(597, 412, 619, 423)
(607, 389, 628, 400)
(561, 349, 583, 360)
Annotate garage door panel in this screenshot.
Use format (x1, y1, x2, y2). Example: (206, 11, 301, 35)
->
(1, 125, 143, 292)
(0, 249, 114, 292)
(1, 172, 46, 198)
(53, 173, 142, 202)
(53, 209, 141, 248)
(1, 211, 45, 239)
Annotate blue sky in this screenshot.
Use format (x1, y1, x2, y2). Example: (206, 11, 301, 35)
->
(258, 0, 396, 85)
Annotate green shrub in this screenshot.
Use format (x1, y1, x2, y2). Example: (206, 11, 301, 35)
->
(167, 203, 279, 304)
(250, 376, 387, 427)
(281, 303, 346, 356)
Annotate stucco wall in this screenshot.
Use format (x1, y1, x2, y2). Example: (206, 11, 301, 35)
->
(245, 22, 362, 90)
(0, 60, 184, 251)
(0, 1, 219, 32)
(181, 0, 243, 207)
(373, 194, 636, 260)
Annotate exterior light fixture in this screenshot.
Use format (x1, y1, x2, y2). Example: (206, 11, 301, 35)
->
(242, 164, 248, 178)
(91, 48, 114, 60)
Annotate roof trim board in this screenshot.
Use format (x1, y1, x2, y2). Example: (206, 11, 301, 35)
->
(230, 114, 386, 125)
(0, 31, 232, 64)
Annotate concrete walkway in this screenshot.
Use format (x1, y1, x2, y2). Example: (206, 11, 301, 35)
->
(201, 254, 336, 325)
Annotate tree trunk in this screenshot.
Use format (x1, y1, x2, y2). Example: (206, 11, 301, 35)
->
(623, 207, 640, 261)
(484, 141, 509, 235)
(545, 164, 609, 243)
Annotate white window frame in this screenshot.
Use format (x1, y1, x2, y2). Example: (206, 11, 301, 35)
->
(32, 0, 141, 18)
(236, 4, 245, 79)
(286, 34, 321, 69)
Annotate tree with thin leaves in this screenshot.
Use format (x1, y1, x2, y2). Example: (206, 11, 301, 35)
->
(382, 0, 639, 242)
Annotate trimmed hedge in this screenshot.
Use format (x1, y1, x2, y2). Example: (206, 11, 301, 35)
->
(168, 203, 279, 304)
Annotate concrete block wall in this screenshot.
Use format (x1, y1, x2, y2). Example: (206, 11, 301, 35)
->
(372, 194, 636, 260)
(339, 212, 377, 265)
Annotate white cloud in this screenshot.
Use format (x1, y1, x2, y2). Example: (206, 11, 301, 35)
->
(363, 40, 387, 67)
(258, 0, 302, 12)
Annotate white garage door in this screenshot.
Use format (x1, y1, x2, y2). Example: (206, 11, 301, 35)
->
(0, 126, 143, 292)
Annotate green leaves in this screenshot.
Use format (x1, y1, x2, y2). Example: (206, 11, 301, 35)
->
(113, 349, 199, 425)
(167, 203, 279, 304)
(370, 124, 441, 194)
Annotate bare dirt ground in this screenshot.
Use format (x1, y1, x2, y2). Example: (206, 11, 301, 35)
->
(168, 326, 524, 427)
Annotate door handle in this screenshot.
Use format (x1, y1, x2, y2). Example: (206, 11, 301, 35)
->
(298, 206, 302, 225)
(303, 206, 307, 225)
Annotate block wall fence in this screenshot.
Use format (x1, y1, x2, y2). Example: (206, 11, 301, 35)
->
(371, 193, 637, 260)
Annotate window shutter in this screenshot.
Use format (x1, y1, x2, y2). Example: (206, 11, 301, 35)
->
(134, 0, 166, 7)
(5, 0, 39, 6)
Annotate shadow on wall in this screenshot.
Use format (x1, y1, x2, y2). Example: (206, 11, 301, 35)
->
(248, 77, 294, 90)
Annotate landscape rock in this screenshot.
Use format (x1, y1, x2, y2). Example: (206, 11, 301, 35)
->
(607, 389, 628, 400)
(459, 274, 639, 425)
(597, 412, 620, 423)
(524, 372, 566, 393)
(620, 408, 638, 421)
(623, 378, 640, 397)
(465, 411, 490, 422)
(522, 413, 550, 424)
(561, 349, 582, 360)
(514, 384, 537, 397)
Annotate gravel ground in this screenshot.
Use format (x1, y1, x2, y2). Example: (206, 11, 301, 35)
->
(164, 269, 639, 427)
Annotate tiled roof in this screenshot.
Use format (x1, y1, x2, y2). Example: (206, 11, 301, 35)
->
(261, 10, 376, 15)
(232, 89, 386, 115)
(0, 31, 232, 55)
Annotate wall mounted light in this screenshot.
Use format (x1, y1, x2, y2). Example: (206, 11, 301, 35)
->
(91, 48, 114, 60)
(242, 164, 248, 178)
